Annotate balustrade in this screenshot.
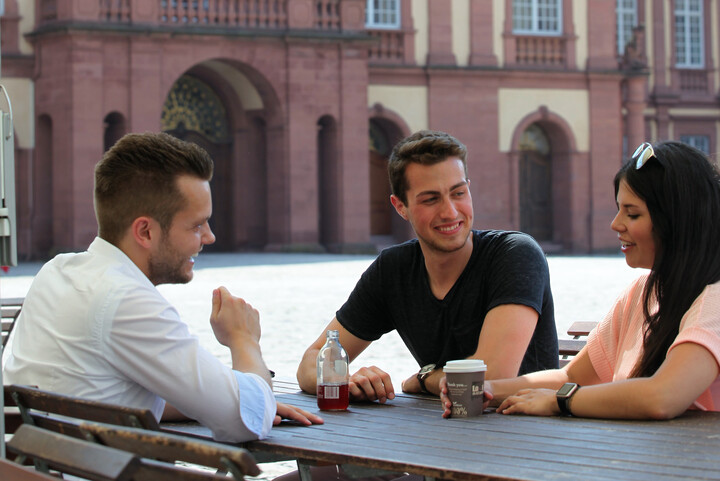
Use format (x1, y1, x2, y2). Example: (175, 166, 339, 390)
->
(515, 35, 566, 67)
(47, 0, 358, 32)
(679, 69, 708, 93)
(367, 29, 404, 63)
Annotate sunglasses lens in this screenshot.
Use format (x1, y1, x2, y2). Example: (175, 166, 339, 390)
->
(633, 143, 654, 169)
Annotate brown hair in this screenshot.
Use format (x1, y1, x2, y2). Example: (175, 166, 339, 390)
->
(387, 130, 468, 204)
(94, 132, 214, 245)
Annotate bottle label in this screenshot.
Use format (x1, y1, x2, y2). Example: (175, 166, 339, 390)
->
(317, 383, 349, 411)
(322, 385, 340, 399)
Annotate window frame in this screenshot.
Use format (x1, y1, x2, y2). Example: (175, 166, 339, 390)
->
(366, 0, 401, 30)
(675, 0, 705, 68)
(512, 0, 563, 36)
(616, 0, 637, 55)
(679, 135, 710, 155)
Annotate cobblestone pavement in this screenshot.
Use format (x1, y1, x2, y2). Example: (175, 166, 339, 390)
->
(0, 251, 644, 480)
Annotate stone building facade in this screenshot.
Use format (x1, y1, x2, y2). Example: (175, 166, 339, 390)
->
(0, 0, 718, 258)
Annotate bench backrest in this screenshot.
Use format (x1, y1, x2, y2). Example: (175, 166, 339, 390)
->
(8, 424, 141, 481)
(7, 384, 160, 438)
(8, 424, 245, 481)
(81, 421, 260, 479)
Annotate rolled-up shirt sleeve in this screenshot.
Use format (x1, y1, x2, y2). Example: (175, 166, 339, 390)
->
(229, 372, 276, 441)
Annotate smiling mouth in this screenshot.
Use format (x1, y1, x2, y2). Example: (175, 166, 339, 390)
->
(620, 242, 635, 251)
(436, 222, 462, 233)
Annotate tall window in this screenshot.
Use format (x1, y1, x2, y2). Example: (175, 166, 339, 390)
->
(366, 0, 400, 29)
(616, 0, 637, 55)
(675, 0, 704, 68)
(680, 135, 710, 155)
(513, 0, 562, 35)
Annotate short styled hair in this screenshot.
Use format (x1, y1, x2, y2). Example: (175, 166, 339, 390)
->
(387, 130, 468, 205)
(94, 132, 214, 245)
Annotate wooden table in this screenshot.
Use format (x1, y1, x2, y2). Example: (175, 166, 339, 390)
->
(163, 379, 720, 481)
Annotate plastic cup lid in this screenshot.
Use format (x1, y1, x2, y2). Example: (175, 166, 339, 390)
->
(443, 359, 487, 373)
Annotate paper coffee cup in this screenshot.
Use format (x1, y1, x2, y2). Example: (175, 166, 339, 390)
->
(443, 359, 487, 417)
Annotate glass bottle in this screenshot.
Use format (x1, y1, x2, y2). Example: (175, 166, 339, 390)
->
(316, 329, 349, 411)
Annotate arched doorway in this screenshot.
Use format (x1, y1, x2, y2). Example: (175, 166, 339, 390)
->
(519, 124, 553, 242)
(103, 112, 126, 152)
(34, 114, 54, 257)
(318, 115, 339, 251)
(161, 75, 233, 251)
(369, 120, 393, 239)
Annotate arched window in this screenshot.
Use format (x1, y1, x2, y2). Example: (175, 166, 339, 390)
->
(616, 0, 637, 55)
(103, 112, 126, 152)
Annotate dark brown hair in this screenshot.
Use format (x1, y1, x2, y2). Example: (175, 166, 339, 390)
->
(387, 130, 468, 204)
(94, 132, 213, 245)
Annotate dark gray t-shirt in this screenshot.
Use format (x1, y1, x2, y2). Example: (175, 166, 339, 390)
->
(336, 230, 558, 375)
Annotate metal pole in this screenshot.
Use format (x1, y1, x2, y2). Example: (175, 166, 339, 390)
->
(1, 0, 6, 459)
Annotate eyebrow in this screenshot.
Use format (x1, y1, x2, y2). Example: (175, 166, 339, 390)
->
(415, 181, 468, 198)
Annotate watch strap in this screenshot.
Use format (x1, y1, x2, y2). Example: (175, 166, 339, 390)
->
(417, 363, 436, 394)
(556, 383, 580, 416)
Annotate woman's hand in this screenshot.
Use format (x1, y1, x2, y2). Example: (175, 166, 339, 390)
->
(496, 388, 559, 416)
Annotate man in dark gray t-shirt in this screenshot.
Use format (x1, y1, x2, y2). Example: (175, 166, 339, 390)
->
(336, 229, 557, 376)
(297, 130, 559, 403)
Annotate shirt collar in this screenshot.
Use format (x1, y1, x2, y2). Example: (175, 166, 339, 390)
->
(87, 237, 150, 282)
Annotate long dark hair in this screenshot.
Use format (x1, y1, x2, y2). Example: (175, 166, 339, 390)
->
(614, 141, 720, 378)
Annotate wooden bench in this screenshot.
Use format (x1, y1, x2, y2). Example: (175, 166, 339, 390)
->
(81, 422, 260, 480)
(6, 385, 259, 479)
(6, 384, 160, 439)
(8, 424, 142, 481)
(559, 321, 598, 367)
(8, 423, 260, 481)
(1, 305, 22, 347)
(0, 457, 59, 481)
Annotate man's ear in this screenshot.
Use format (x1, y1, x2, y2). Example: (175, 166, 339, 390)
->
(130, 216, 157, 249)
(390, 195, 408, 221)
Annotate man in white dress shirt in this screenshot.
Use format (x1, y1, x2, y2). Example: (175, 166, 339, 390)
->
(3, 132, 321, 442)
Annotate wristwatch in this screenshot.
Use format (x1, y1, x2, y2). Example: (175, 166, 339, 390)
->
(556, 382, 580, 416)
(417, 363, 436, 394)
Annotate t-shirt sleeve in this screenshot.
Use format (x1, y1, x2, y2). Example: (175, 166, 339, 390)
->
(336, 253, 394, 342)
(669, 283, 720, 369)
(484, 233, 550, 315)
(586, 276, 646, 383)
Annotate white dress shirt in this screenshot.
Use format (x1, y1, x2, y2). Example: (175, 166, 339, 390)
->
(3, 237, 276, 442)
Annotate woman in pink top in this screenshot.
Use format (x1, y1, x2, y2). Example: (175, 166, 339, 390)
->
(441, 141, 720, 419)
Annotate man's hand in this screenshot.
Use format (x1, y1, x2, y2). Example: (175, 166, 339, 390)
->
(210, 287, 261, 348)
(274, 402, 324, 426)
(440, 376, 494, 418)
(210, 286, 271, 384)
(349, 366, 395, 403)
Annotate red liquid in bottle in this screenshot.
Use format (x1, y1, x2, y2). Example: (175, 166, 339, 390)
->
(317, 383, 349, 411)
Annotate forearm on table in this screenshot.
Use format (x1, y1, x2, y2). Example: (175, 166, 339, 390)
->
(296, 349, 320, 394)
(489, 369, 570, 406)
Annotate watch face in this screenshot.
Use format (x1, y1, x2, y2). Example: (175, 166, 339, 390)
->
(419, 363, 436, 375)
(557, 383, 577, 397)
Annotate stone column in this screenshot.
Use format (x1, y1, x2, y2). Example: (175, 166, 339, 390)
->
(426, 0, 456, 66)
(469, 0, 497, 66)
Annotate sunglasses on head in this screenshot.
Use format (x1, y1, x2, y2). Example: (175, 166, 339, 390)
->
(632, 142, 657, 170)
